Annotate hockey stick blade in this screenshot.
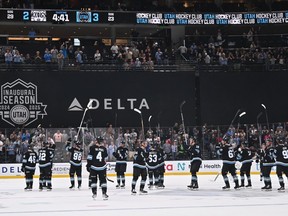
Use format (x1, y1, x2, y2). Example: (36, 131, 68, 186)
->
(209, 173, 220, 182)
(106, 177, 114, 183)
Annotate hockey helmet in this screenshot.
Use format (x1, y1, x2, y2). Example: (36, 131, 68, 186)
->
(74, 140, 81, 146)
(96, 136, 104, 143)
(242, 141, 249, 147)
(43, 141, 49, 146)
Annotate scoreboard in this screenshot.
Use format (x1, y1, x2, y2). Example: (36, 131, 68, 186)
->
(1, 9, 288, 25)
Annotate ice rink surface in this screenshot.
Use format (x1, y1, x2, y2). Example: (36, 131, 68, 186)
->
(1, 175, 288, 216)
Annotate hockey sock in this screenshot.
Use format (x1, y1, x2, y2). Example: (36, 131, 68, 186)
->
(278, 176, 284, 187)
(121, 175, 125, 185)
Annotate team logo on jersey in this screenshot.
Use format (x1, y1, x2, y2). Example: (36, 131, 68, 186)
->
(0, 79, 47, 126)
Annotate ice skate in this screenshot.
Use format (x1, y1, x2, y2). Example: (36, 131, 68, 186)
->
(139, 189, 148, 195)
(102, 194, 109, 200)
(131, 189, 137, 195)
(277, 186, 285, 192)
(222, 185, 230, 190)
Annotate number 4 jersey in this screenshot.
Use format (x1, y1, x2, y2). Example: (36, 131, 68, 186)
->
(87, 145, 108, 171)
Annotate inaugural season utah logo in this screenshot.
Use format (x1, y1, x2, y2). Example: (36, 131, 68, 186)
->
(0, 79, 47, 126)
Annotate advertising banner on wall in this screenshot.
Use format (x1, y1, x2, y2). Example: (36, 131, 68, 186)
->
(0, 160, 269, 178)
(0, 71, 195, 128)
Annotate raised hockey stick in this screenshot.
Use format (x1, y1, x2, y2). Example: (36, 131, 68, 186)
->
(134, 108, 145, 141)
(76, 100, 93, 140)
(179, 100, 188, 144)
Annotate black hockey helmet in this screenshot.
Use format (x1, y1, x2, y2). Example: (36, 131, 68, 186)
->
(222, 136, 230, 143)
(120, 141, 125, 145)
(242, 140, 249, 147)
(74, 140, 81, 146)
(43, 141, 49, 146)
(96, 136, 104, 143)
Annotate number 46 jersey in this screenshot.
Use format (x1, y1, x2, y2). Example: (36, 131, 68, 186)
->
(22, 150, 37, 171)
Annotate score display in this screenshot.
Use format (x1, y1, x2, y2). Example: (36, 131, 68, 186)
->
(1, 9, 288, 25)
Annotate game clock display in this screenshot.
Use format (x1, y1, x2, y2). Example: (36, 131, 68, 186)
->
(52, 11, 70, 23)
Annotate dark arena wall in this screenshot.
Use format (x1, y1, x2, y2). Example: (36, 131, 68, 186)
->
(199, 71, 288, 126)
(1, 70, 288, 128)
(0, 71, 196, 128)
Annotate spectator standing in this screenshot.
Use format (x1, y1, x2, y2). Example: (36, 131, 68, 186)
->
(171, 140, 178, 160)
(57, 50, 64, 70)
(155, 48, 163, 65)
(76, 51, 83, 65)
(94, 49, 102, 63)
(163, 139, 171, 160)
(51, 46, 59, 63)
(110, 42, 119, 60)
(4, 49, 13, 67)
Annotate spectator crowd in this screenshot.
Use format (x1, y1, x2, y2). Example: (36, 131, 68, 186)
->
(1, 121, 288, 163)
(1, 26, 288, 71)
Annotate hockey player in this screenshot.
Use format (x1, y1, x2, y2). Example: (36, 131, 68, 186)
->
(218, 137, 240, 190)
(274, 139, 288, 192)
(157, 145, 166, 189)
(38, 141, 54, 191)
(261, 139, 275, 191)
(21, 145, 37, 191)
(65, 140, 83, 189)
(187, 137, 202, 190)
(86, 137, 109, 200)
(113, 141, 129, 189)
(256, 143, 266, 181)
(236, 141, 254, 188)
(146, 144, 160, 189)
(131, 140, 149, 195)
(87, 139, 97, 188)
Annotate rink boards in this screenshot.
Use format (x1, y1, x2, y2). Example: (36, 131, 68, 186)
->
(0, 160, 274, 179)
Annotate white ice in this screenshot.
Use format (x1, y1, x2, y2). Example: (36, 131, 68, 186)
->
(0, 175, 288, 216)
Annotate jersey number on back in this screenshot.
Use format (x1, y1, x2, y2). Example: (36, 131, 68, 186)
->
(28, 155, 36, 163)
(96, 151, 103, 162)
(39, 152, 46, 161)
(228, 149, 234, 158)
(73, 152, 82, 161)
(149, 154, 157, 163)
(282, 150, 288, 159)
